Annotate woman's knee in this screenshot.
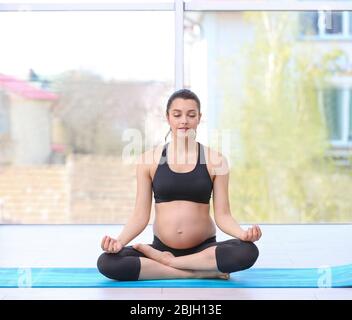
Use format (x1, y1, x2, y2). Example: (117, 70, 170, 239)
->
(244, 241, 259, 268)
(97, 253, 141, 281)
(215, 241, 259, 273)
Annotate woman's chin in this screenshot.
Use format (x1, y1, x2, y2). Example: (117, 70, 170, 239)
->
(175, 133, 195, 140)
(175, 129, 196, 139)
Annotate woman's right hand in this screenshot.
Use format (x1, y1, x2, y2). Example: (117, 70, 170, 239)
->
(101, 235, 123, 254)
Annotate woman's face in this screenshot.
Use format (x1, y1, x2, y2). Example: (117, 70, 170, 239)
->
(167, 98, 201, 140)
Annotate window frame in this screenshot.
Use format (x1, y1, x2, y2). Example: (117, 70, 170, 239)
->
(1, 1, 352, 225)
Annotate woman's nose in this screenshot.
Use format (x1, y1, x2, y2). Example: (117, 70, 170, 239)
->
(180, 116, 188, 124)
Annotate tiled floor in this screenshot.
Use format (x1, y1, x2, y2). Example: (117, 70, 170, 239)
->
(0, 224, 351, 300)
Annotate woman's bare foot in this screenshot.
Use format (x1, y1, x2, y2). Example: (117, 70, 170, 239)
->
(133, 243, 230, 280)
(133, 243, 175, 266)
(195, 270, 230, 280)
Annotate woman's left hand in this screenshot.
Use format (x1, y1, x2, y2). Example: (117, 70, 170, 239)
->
(240, 225, 262, 242)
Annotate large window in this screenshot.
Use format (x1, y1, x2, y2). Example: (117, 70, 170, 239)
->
(0, 1, 352, 224)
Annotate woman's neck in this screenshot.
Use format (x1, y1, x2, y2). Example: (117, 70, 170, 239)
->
(168, 138, 198, 163)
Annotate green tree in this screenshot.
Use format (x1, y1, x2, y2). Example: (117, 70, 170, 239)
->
(217, 12, 351, 223)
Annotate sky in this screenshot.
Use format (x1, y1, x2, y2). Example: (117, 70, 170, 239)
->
(0, 9, 174, 82)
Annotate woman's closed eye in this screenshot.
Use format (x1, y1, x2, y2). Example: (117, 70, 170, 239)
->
(174, 115, 196, 118)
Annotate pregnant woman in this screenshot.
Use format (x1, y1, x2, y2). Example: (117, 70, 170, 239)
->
(97, 89, 262, 281)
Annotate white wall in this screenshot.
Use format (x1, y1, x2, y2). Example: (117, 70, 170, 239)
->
(9, 95, 52, 165)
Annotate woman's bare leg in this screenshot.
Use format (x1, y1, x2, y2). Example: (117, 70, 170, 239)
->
(139, 257, 229, 280)
(134, 244, 218, 271)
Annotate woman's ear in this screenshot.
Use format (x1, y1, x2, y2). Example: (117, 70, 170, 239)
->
(198, 112, 202, 124)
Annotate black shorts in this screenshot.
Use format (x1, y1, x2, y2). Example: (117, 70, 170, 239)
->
(119, 234, 218, 257)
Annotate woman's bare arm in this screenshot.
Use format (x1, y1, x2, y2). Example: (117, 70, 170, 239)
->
(212, 152, 262, 242)
(116, 152, 153, 246)
(101, 151, 153, 253)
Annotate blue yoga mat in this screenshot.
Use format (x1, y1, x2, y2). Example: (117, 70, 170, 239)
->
(1, 264, 351, 288)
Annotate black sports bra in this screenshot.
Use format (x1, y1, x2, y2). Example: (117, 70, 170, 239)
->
(152, 142, 213, 204)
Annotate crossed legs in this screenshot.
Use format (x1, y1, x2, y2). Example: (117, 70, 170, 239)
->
(97, 238, 259, 281)
(133, 243, 219, 271)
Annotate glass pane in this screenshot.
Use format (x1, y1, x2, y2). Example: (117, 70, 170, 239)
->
(185, 11, 352, 223)
(325, 11, 343, 34)
(323, 89, 343, 141)
(299, 11, 319, 35)
(0, 11, 174, 224)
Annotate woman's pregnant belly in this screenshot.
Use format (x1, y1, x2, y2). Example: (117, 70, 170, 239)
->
(153, 201, 216, 249)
